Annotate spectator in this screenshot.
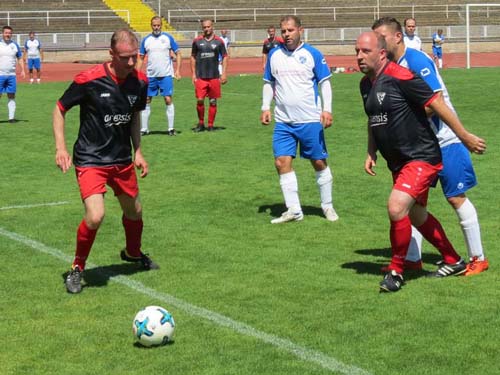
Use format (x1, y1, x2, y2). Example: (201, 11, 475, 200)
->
(136, 16, 182, 136)
(0, 25, 25, 123)
(432, 28, 445, 68)
(24, 31, 43, 84)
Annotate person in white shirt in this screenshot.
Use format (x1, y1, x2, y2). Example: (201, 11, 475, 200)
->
(261, 15, 338, 224)
(403, 18, 422, 50)
(0, 25, 25, 123)
(136, 16, 182, 136)
(24, 31, 43, 84)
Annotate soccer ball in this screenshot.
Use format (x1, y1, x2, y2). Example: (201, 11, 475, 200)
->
(132, 305, 175, 347)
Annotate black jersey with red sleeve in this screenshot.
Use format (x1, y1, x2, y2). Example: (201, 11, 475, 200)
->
(191, 35, 227, 79)
(262, 36, 284, 54)
(360, 61, 441, 172)
(57, 63, 148, 167)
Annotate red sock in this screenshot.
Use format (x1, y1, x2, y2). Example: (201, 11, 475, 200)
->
(417, 213, 460, 264)
(388, 216, 412, 274)
(208, 103, 217, 127)
(122, 216, 143, 257)
(73, 220, 97, 270)
(196, 103, 205, 125)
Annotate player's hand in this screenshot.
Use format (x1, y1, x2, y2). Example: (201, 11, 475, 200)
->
(364, 154, 377, 176)
(462, 133, 486, 154)
(321, 111, 333, 128)
(220, 74, 227, 85)
(55, 149, 72, 173)
(174, 71, 181, 81)
(260, 110, 272, 125)
(134, 152, 148, 178)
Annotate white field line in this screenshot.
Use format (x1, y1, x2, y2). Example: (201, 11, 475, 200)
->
(0, 226, 370, 375)
(0, 201, 70, 211)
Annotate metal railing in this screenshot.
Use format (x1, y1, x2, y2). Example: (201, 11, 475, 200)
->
(0, 9, 130, 26)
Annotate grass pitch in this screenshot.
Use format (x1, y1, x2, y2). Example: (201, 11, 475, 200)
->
(0, 68, 499, 375)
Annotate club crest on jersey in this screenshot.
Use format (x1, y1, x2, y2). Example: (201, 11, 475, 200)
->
(376, 92, 386, 105)
(299, 56, 307, 64)
(127, 95, 138, 106)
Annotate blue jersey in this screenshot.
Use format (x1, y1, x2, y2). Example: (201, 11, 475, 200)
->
(398, 47, 459, 147)
(264, 42, 331, 124)
(432, 33, 444, 49)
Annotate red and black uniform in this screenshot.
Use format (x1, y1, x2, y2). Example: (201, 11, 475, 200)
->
(191, 35, 227, 79)
(360, 61, 440, 172)
(262, 36, 284, 55)
(57, 63, 148, 167)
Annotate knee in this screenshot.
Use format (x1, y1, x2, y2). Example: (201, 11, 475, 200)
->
(85, 212, 105, 229)
(209, 98, 217, 106)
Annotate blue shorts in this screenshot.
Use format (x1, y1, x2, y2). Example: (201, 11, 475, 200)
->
(433, 47, 443, 58)
(438, 142, 477, 198)
(0, 75, 16, 94)
(28, 58, 41, 70)
(273, 122, 328, 160)
(147, 76, 173, 97)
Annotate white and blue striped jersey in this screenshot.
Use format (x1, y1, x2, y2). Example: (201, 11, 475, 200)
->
(398, 47, 459, 147)
(139, 32, 179, 78)
(24, 38, 42, 59)
(0, 39, 22, 76)
(264, 42, 331, 124)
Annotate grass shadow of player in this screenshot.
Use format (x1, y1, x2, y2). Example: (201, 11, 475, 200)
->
(62, 262, 153, 290)
(0, 119, 27, 124)
(191, 125, 226, 132)
(355, 247, 443, 267)
(148, 130, 183, 136)
(258, 203, 324, 219)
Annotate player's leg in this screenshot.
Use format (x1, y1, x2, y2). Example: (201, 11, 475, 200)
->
(194, 79, 208, 131)
(207, 79, 222, 130)
(111, 164, 159, 270)
(159, 76, 175, 134)
(142, 77, 159, 135)
(35, 59, 41, 83)
(28, 59, 34, 83)
(300, 122, 338, 221)
(271, 123, 302, 224)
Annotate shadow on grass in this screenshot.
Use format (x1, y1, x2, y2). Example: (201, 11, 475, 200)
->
(344, 247, 442, 280)
(258, 203, 324, 219)
(62, 263, 155, 290)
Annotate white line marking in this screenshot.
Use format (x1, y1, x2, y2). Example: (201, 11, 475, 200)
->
(0, 226, 370, 375)
(0, 201, 70, 211)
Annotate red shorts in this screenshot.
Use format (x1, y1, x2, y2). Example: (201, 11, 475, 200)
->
(195, 78, 221, 99)
(392, 161, 442, 206)
(75, 164, 138, 201)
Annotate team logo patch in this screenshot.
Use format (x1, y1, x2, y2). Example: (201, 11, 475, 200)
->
(376, 92, 386, 105)
(100, 92, 110, 97)
(299, 56, 307, 64)
(127, 95, 138, 106)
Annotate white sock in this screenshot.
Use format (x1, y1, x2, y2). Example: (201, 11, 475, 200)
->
(141, 104, 150, 132)
(279, 171, 301, 213)
(406, 226, 423, 262)
(456, 198, 484, 260)
(315, 166, 333, 210)
(166, 103, 174, 130)
(8, 99, 15, 120)
(37, 78, 40, 83)
(438, 58, 443, 68)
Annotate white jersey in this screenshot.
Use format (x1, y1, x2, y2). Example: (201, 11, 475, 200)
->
(0, 39, 22, 76)
(24, 38, 42, 59)
(398, 47, 459, 147)
(263, 42, 331, 124)
(139, 32, 179, 77)
(403, 34, 422, 50)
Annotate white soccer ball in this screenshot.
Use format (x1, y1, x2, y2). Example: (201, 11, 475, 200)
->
(132, 305, 175, 347)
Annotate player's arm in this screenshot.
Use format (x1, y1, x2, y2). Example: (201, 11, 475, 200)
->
(174, 50, 182, 80)
(52, 105, 72, 173)
(319, 79, 333, 128)
(17, 55, 25, 78)
(190, 55, 197, 84)
(130, 112, 148, 178)
(365, 124, 378, 176)
(220, 55, 228, 84)
(260, 81, 274, 125)
(136, 54, 145, 71)
(427, 95, 486, 154)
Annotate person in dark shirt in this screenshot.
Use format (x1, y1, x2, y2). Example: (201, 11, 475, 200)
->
(261, 26, 283, 70)
(356, 31, 485, 292)
(190, 19, 228, 132)
(53, 28, 159, 294)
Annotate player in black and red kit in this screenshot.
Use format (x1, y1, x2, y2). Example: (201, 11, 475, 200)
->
(356, 32, 485, 292)
(191, 19, 228, 132)
(53, 29, 159, 294)
(261, 25, 283, 70)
